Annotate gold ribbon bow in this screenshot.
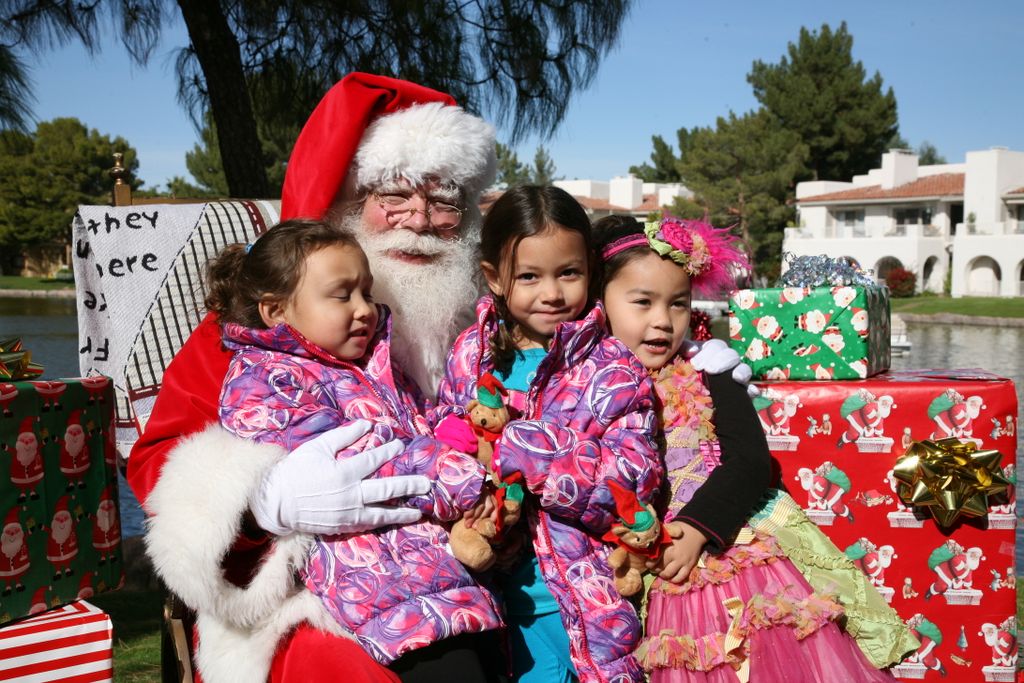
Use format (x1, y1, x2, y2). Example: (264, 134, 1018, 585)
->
(893, 437, 1011, 527)
(0, 337, 44, 381)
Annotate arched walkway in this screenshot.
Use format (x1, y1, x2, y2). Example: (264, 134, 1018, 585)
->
(874, 256, 903, 281)
(965, 256, 1002, 296)
(922, 256, 941, 293)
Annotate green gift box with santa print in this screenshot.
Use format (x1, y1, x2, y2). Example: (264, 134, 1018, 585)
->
(0, 377, 123, 624)
(728, 284, 891, 380)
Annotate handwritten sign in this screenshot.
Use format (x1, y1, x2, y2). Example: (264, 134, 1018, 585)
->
(73, 201, 279, 457)
(74, 204, 206, 446)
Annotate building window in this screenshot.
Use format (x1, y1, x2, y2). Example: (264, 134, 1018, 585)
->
(835, 210, 865, 237)
(892, 207, 933, 236)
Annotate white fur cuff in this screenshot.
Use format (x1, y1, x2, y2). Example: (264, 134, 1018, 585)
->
(144, 425, 306, 625)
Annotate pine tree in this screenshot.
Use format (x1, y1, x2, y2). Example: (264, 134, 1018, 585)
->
(532, 146, 557, 185)
(629, 132, 687, 182)
(495, 143, 532, 189)
(0, 119, 141, 272)
(673, 110, 808, 281)
(748, 22, 898, 181)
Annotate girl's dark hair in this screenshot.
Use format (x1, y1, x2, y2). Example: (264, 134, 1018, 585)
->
(592, 214, 650, 293)
(204, 218, 363, 328)
(480, 185, 594, 373)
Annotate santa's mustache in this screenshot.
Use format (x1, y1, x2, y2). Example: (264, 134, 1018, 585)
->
(361, 227, 452, 258)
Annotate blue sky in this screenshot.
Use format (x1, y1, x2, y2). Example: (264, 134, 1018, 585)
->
(28, 0, 1024, 189)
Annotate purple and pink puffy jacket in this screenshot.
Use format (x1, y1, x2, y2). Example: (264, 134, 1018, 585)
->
(218, 308, 502, 664)
(437, 296, 662, 683)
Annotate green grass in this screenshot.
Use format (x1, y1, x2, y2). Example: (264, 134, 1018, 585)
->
(891, 296, 1024, 318)
(0, 275, 75, 290)
(91, 588, 164, 682)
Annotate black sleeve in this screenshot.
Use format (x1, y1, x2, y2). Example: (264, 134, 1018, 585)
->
(671, 372, 772, 549)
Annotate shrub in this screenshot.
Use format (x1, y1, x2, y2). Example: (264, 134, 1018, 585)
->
(52, 267, 74, 282)
(886, 267, 916, 298)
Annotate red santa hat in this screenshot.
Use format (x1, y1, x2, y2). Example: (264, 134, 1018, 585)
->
(66, 410, 82, 428)
(606, 480, 655, 532)
(4, 508, 20, 531)
(97, 486, 115, 511)
(281, 72, 496, 221)
(18, 416, 35, 437)
(30, 586, 48, 612)
(53, 496, 70, 516)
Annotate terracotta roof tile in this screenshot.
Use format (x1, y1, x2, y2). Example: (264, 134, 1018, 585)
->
(798, 173, 964, 203)
(479, 191, 658, 214)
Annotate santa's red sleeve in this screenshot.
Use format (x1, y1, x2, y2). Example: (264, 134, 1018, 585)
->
(126, 313, 231, 507)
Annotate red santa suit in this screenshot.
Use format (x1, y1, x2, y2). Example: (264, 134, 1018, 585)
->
(125, 73, 496, 683)
(92, 487, 121, 563)
(60, 410, 92, 489)
(0, 509, 30, 594)
(9, 416, 44, 502)
(46, 496, 79, 577)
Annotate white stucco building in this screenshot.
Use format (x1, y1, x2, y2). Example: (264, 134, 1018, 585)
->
(785, 147, 1024, 297)
(553, 176, 692, 219)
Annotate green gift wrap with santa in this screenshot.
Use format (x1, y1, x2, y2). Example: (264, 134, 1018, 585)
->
(729, 254, 891, 380)
(0, 376, 122, 624)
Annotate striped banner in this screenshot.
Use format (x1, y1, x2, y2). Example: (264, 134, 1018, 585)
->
(0, 600, 113, 682)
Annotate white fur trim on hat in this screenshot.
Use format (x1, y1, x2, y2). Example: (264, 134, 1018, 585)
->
(144, 425, 350, 683)
(354, 102, 496, 199)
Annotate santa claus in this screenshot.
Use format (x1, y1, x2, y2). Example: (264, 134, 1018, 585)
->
(59, 410, 92, 490)
(8, 416, 44, 503)
(46, 496, 78, 579)
(0, 382, 18, 416)
(91, 486, 120, 564)
(753, 315, 783, 342)
(127, 73, 747, 683)
(0, 508, 29, 595)
(795, 309, 830, 334)
(925, 541, 984, 598)
(906, 613, 946, 676)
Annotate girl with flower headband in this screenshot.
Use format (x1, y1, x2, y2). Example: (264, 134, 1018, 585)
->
(594, 215, 916, 682)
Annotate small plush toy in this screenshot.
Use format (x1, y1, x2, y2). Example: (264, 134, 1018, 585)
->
(602, 480, 684, 596)
(448, 374, 524, 572)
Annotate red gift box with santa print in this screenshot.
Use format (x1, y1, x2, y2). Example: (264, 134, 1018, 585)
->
(0, 378, 123, 625)
(754, 369, 1017, 681)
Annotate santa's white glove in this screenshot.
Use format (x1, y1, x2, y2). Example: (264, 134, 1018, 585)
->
(251, 420, 430, 536)
(684, 339, 759, 397)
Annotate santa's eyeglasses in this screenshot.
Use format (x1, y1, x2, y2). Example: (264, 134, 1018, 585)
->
(374, 193, 465, 232)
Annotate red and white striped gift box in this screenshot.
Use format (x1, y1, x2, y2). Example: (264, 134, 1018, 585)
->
(0, 600, 113, 682)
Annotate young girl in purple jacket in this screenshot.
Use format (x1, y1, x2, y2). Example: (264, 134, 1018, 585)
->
(594, 215, 916, 682)
(206, 219, 503, 682)
(435, 186, 663, 683)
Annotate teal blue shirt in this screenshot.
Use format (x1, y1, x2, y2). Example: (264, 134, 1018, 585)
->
(494, 348, 559, 616)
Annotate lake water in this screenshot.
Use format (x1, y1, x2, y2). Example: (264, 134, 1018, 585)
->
(3, 297, 1023, 559)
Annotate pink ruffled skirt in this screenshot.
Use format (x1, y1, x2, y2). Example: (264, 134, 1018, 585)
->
(639, 536, 895, 682)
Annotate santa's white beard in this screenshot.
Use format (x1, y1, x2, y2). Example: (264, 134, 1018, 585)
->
(15, 439, 37, 467)
(64, 429, 84, 457)
(96, 503, 116, 532)
(343, 216, 481, 398)
(52, 515, 72, 544)
(2, 529, 23, 559)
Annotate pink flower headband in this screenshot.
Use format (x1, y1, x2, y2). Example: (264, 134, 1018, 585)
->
(601, 217, 750, 296)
